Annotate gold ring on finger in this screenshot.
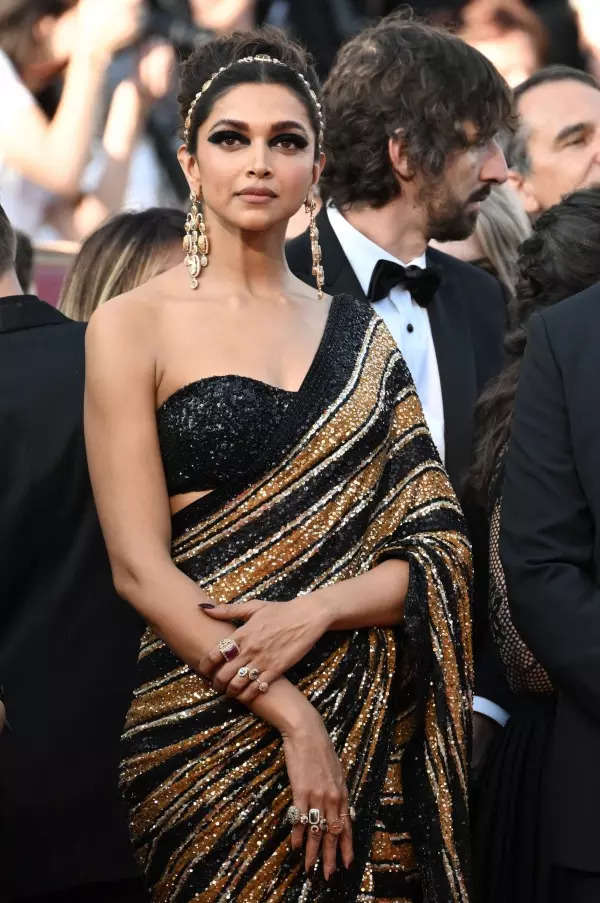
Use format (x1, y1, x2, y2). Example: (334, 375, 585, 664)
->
(237, 666, 249, 679)
(328, 817, 344, 836)
(319, 817, 328, 832)
(257, 680, 269, 693)
(300, 813, 308, 825)
(248, 667, 260, 681)
(308, 808, 320, 826)
(310, 824, 321, 834)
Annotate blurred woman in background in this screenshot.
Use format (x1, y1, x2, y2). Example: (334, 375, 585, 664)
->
(59, 208, 184, 321)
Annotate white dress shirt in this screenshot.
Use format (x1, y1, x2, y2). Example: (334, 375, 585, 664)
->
(327, 205, 445, 461)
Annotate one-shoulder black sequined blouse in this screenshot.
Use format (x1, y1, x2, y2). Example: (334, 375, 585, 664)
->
(156, 295, 343, 495)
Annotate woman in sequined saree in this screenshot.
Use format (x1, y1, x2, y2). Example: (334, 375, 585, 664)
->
(84, 29, 473, 903)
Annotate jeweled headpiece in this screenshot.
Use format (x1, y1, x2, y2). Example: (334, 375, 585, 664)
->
(183, 54, 324, 152)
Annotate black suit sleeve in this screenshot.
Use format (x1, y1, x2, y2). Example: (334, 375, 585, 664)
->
(500, 312, 600, 721)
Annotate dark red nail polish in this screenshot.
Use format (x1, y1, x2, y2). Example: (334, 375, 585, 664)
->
(199, 602, 215, 609)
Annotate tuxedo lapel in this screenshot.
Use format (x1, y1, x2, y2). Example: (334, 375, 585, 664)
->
(0, 295, 67, 334)
(426, 249, 476, 494)
(317, 208, 367, 301)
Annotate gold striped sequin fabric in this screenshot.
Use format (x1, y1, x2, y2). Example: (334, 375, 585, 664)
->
(120, 297, 473, 902)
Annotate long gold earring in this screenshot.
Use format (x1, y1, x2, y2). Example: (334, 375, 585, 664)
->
(305, 193, 324, 300)
(183, 191, 209, 290)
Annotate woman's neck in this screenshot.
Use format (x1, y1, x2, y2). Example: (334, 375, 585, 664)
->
(201, 216, 294, 301)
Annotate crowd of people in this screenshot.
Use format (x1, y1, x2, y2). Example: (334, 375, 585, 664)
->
(2, 2, 600, 903)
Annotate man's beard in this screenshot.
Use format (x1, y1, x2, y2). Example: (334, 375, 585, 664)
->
(422, 182, 491, 242)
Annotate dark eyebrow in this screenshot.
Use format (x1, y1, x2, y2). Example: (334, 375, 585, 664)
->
(554, 122, 591, 145)
(270, 120, 309, 136)
(209, 119, 249, 132)
(208, 118, 309, 136)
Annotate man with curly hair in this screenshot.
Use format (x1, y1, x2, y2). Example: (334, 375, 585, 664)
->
(287, 9, 516, 780)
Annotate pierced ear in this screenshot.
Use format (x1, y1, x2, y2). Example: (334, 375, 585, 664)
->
(388, 133, 413, 181)
(312, 153, 326, 188)
(506, 169, 539, 217)
(177, 145, 201, 196)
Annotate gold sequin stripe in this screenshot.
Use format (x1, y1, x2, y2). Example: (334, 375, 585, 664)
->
(211, 465, 467, 621)
(173, 419, 408, 612)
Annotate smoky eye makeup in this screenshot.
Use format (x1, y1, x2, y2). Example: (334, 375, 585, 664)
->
(207, 130, 250, 146)
(206, 130, 310, 150)
(272, 133, 309, 149)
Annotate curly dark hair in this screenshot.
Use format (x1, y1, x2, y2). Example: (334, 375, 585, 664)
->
(320, 9, 515, 209)
(471, 184, 600, 499)
(178, 28, 322, 159)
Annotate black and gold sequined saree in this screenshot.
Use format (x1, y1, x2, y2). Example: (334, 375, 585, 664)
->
(120, 296, 473, 903)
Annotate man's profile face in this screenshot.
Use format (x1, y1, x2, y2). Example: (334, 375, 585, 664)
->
(420, 125, 508, 242)
(516, 79, 600, 213)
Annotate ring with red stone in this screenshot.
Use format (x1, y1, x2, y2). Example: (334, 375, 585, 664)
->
(217, 638, 240, 663)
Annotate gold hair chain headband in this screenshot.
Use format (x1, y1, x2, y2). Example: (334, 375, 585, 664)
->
(183, 54, 324, 150)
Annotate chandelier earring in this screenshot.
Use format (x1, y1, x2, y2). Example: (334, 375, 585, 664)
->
(305, 193, 324, 300)
(183, 190, 209, 290)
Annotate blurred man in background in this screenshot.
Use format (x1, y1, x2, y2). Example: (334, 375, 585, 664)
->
(505, 66, 600, 217)
(0, 201, 145, 903)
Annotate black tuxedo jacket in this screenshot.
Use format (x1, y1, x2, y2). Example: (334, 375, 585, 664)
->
(0, 297, 143, 899)
(501, 284, 600, 871)
(287, 210, 509, 704)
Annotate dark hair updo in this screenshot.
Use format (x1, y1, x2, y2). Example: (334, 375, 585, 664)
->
(178, 28, 322, 160)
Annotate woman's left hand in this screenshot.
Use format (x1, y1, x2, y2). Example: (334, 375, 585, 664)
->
(198, 596, 330, 703)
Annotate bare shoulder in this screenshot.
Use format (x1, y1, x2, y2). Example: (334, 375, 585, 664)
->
(85, 272, 179, 367)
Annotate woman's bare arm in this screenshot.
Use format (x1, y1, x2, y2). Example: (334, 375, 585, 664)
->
(50, 43, 175, 240)
(0, 0, 143, 197)
(84, 298, 321, 735)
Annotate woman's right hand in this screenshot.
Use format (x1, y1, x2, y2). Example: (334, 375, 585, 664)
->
(280, 704, 354, 880)
(77, 0, 145, 60)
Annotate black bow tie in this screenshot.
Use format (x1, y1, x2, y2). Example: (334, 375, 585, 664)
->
(367, 259, 441, 307)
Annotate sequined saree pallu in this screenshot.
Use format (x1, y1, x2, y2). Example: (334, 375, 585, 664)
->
(120, 298, 473, 903)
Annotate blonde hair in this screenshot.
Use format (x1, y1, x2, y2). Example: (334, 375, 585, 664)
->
(59, 208, 186, 321)
(474, 183, 531, 293)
